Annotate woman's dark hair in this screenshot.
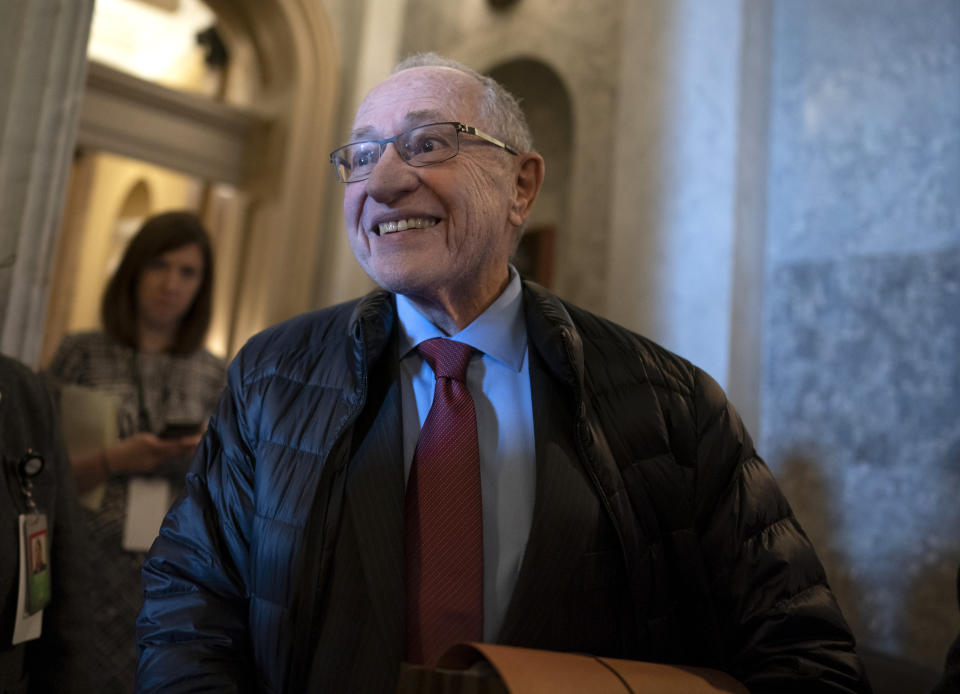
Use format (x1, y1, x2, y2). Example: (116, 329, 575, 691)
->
(101, 211, 214, 355)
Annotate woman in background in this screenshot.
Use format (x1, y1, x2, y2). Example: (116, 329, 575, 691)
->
(48, 211, 226, 693)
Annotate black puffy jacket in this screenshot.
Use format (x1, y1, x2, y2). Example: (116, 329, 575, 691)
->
(138, 281, 870, 693)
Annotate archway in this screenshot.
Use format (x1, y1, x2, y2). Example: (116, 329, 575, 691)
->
(202, 0, 341, 351)
(44, 0, 341, 364)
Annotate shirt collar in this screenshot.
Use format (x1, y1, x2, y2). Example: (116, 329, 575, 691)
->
(396, 266, 526, 371)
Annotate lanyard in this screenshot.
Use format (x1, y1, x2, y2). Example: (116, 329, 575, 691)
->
(131, 353, 170, 433)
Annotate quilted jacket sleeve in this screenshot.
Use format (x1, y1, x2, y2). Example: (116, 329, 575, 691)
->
(136, 354, 257, 693)
(693, 368, 871, 694)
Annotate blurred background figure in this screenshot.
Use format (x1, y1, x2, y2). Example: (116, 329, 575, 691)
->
(0, 353, 92, 694)
(46, 211, 226, 693)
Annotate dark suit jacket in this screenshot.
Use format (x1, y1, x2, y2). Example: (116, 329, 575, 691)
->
(303, 329, 628, 692)
(138, 282, 870, 694)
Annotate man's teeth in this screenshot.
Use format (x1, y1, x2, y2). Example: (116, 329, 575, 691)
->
(378, 217, 437, 235)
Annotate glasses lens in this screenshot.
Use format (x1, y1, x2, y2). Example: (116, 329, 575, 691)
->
(333, 141, 381, 182)
(399, 123, 459, 166)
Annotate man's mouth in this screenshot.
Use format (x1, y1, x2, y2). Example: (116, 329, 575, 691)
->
(375, 217, 439, 235)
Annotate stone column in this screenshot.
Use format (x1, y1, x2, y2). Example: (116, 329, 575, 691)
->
(0, 0, 94, 366)
(607, 0, 771, 432)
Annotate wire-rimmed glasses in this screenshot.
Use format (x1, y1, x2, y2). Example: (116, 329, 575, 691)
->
(330, 121, 518, 183)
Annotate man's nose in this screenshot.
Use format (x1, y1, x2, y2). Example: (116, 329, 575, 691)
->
(364, 141, 418, 202)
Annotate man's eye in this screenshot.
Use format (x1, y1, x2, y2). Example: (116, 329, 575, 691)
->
(349, 145, 378, 169)
(409, 135, 444, 154)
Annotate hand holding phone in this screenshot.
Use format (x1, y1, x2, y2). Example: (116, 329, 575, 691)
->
(158, 422, 203, 440)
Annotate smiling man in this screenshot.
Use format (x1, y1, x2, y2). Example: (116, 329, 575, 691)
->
(342, 68, 541, 334)
(136, 54, 871, 693)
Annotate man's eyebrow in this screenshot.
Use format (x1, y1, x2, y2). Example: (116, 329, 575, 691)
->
(350, 125, 379, 141)
(349, 109, 450, 142)
(402, 109, 448, 126)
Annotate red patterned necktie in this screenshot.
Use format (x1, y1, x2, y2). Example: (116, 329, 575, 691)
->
(405, 337, 483, 666)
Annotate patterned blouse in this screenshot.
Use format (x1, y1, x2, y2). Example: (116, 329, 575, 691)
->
(49, 331, 226, 440)
(47, 331, 226, 694)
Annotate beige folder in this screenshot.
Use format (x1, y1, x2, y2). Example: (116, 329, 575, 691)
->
(398, 642, 748, 693)
(58, 383, 120, 511)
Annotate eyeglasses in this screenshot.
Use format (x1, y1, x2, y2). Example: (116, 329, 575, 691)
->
(330, 121, 519, 183)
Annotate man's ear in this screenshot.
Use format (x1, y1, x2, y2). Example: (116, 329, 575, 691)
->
(508, 153, 545, 227)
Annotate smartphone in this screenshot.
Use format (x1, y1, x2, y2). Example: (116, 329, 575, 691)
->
(158, 422, 203, 440)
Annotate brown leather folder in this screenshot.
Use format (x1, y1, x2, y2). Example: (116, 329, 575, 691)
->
(397, 642, 749, 693)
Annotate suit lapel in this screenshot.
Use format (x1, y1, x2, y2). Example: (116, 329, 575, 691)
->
(344, 367, 406, 652)
(497, 348, 597, 646)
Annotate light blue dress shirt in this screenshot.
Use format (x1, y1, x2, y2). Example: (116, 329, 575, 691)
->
(396, 268, 536, 642)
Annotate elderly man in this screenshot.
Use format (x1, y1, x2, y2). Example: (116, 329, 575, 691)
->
(136, 54, 870, 693)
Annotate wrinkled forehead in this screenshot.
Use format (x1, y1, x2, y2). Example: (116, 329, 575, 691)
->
(351, 66, 484, 140)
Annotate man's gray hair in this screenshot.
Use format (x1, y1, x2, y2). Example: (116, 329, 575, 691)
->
(393, 52, 534, 154)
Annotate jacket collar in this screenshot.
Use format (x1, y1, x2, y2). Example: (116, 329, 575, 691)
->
(347, 288, 396, 378)
(347, 281, 587, 393)
(521, 280, 585, 399)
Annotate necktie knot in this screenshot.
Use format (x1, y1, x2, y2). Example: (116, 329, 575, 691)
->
(417, 338, 473, 381)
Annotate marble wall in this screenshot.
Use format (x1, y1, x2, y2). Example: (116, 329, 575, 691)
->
(761, 0, 960, 667)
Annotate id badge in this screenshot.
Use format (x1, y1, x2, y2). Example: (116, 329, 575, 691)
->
(122, 477, 171, 552)
(12, 513, 50, 644)
(23, 513, 51, 614)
